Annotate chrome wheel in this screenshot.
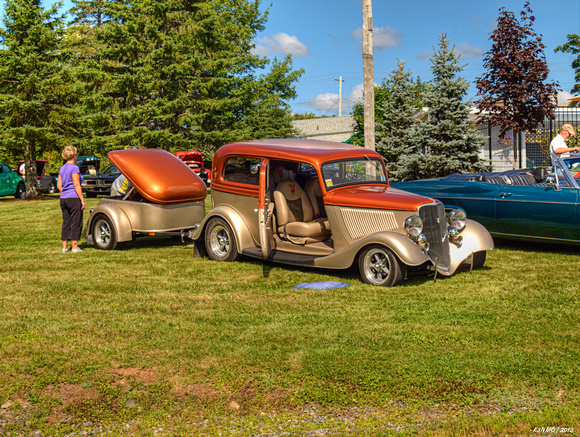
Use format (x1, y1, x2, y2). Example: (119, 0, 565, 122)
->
(204, 218, 238, 262)
(358, 245, 403, 287)
(92, 215, 117, 250)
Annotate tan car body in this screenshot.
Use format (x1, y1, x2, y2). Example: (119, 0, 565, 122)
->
(192, 139, 494, 286)
(83, 149, 207, 250)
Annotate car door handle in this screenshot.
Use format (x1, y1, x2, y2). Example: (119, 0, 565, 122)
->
(499, 192, 512, 198)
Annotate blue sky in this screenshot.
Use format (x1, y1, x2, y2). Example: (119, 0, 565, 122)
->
(5, 0, 580, 116)
(253, 0, 580, 115)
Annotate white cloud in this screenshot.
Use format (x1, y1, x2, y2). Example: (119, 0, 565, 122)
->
(558, 90, 574, 105)
(253, 33, 310, 57)
(351, 26, 402, 51)
(305, 83, 372, 115)
(455, 42, 483, 59)
(416, 49, 431, 61)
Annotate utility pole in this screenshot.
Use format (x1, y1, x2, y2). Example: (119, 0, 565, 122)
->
(362, 0, 375, 150)
(335, 73, 344, 117)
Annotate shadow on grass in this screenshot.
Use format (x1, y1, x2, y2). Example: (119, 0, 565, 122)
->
(493, 237, 580, 255)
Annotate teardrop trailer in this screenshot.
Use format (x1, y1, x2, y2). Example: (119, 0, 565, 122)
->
(84, 141, 494, 286)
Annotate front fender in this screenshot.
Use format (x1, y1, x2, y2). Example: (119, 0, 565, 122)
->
(443, 219, 494, 276)
(192, 205, 256, 252)
(315, 231, 430, 270)
(83, 204, 133, 243)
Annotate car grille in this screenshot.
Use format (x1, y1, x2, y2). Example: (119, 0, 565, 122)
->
(83, 177, 116, 187)
(418, 202, 450, 270)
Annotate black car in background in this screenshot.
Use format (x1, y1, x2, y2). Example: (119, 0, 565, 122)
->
(81, 164, 121, 197)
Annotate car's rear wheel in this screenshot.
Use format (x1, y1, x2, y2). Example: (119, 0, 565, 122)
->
(472, 251, 486, 269)
(358, 245, 403, 287)
(92, 215, 117, 250)
(205, 218, 238, 262)
(14, 182, 25, 199)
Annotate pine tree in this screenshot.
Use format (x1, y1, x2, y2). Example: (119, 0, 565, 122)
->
(0, 0, 67, 199)
(351, 76, 424, 148)
(476, 1, 558, 168)
(64, 0, 302, 156)
(400, 33, 488, 180)
(374, 60, 418, 181)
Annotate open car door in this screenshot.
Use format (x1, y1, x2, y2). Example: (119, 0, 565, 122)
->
(258, 159, 274, 259)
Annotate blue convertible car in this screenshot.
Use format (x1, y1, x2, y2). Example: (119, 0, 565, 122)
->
(392, 157, 580, 245)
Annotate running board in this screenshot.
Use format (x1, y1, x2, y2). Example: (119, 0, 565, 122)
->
(242, 248, 319, 267)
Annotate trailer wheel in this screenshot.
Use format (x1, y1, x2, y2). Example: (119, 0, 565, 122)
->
(92, 215, 118, 250)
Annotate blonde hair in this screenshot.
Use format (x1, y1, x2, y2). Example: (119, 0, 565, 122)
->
(62, 146, 78, 161)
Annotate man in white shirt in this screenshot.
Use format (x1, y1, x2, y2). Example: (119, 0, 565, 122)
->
(550, 124, 579, 166)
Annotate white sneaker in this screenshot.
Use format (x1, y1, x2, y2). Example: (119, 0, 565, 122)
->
(62, 249, 69, 253)
(71, 248, 83, 253)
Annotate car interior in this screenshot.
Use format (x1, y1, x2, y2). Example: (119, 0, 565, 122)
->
(267, 160, 331, 246)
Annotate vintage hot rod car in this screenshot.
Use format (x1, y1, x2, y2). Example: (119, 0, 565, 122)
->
(191, 139, 494, 286)
(83, 149, 207, 250)
(392, 156, 580, 245)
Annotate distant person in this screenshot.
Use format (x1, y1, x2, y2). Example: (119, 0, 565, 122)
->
(57, 146, 86, 253)
(18, 162, 25, 177)
(550, 124, 579, 166)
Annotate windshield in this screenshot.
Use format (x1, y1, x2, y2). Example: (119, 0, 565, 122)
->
(563, 157, 580, 178)
(321, 157, 388, 189)
(102, 165, 119, 175)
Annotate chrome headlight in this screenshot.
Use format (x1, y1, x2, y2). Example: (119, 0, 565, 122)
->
(405, 215, 423, 238)
(447, 208, 466, 231)
(417, 233, 429, 251)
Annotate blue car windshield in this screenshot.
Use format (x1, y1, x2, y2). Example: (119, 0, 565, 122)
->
(102, 165, 119, 175)
(321, 157, 387, 189)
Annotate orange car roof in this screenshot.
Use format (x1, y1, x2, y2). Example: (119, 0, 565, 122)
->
(215, 139, 381, 166)
(108, 149, 207, 204)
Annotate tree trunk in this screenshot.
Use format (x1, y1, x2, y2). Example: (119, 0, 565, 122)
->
(24, 140, 39, 200)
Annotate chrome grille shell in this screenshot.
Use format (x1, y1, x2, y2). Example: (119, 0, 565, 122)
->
(418, 202, 451, 270)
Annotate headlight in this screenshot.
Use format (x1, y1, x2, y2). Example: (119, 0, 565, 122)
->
(405, 215, 423, 238)
(447, 208, 466, 231)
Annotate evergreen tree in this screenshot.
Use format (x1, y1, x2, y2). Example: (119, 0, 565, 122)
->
(0, 0, 67, 199)
(374, 60, 418, 181)
(351, 76, 424, 148)
(400, 33, 487, 180)
(64, 0, 302, 156)
(476, 1, 558, 168)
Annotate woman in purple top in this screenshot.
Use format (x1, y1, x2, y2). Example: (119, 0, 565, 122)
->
(57, 146, 86, 253)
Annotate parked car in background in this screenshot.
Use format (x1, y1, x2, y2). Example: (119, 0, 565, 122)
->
(190, 139, 494, 287)
(18, 160, 58, 194)
(392, 156, 580, 246)
(174, 150, 211, 185)
(76, 155, 101, 176)
(81, 164, 121, 197)
(0, 162, 25, 198)
(83, 149, 207, 250)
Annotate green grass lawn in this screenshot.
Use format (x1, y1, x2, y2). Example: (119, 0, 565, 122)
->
(0, 195, 579, 436)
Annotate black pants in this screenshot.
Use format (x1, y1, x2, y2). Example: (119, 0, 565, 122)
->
(60, 198, 83, 240)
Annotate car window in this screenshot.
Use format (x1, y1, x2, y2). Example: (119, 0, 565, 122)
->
(102, 165, 119, 175)
(223, 157, 260, 185)
(0, 164, 9, 173)
(322, 158, 387, 189)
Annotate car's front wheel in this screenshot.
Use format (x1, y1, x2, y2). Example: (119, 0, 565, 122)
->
(204, 218, 238, 262)
(14, 182, 25, 199)
(92, 215, 118, 250)
(472, 251, 486, 269)
(358, 245, 403, 287)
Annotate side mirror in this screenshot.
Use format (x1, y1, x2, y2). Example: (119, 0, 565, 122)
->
(250, 164, 259, 175)
(546, 176, 560, 191)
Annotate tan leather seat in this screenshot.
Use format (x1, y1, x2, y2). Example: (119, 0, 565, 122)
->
(273, 180, 330, 244)
(305, 177, 326, 218)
